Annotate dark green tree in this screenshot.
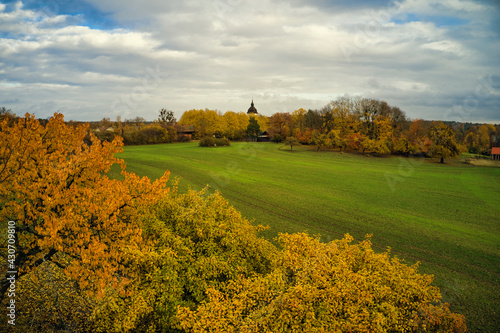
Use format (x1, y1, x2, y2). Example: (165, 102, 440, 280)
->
(246, 116, 260, 141)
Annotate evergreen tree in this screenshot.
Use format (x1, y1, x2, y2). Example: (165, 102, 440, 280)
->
(246, 116, 260, 141)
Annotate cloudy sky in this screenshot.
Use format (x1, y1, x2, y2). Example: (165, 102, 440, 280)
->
(0, 0, 499, 122)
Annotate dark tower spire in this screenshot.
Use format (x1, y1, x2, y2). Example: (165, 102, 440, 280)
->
(247, 99, 258, 114)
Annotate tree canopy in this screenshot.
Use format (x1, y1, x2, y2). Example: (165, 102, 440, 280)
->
(0, 113, 170, 315)
(178, 233, 466, 333)
(429, 122, 462, 163)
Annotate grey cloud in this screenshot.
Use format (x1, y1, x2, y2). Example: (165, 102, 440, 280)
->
(0, 0, 499, 122)
(282, 0, 395, 12)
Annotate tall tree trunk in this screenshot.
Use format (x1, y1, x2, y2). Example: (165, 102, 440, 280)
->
(440, 157, 444, 163)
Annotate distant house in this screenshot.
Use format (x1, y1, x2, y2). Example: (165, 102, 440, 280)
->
(257, 131, 270, 142)
(492, 147, 500, 160)
(177, 125, 196, 139)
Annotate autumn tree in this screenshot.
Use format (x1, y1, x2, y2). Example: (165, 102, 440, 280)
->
(0, 106, 17, 125)
(406, 119, 432, 156)
(0, 113, 170, 315)
(328, 129, 347, 152)
(284, 136, 301, 151)
(394, 135, 417, 157)
(14, 260, 94, 331)
(123, 123, 174, 145)
(478, 124, 495, 152)
(178, 109, 225, 139)
(429, 121, 462, 163)
(222, 111, 239, 140)
(346, 132, 363, 151)
(129, 116, 146, 127)
(324, 97, 357, 139)
(291, 108, 307, 132)
(90, 189, 277, 332)
(464, 124, 496, 155)
(222, 111, 248, 140)
(255, 114, 269, 133)
(310, 130, 330, 151)
(372, 116, 393, 154)
(268, 112, 293, 139)
(377, 102, 408, 137)
(296, 128, 312, 144)
(355, 99, 396, 154)
(178, 233, 466, 333)
(358, 98, 380, 138)
(464, 130, 480, 154)
(98, 117, 112, 131)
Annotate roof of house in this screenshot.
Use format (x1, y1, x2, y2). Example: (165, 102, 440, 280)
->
(492, 147, 500, 155)
(177, 125, 196, 133)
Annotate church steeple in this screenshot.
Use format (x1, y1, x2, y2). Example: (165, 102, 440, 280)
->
(247, 99, 258, 114)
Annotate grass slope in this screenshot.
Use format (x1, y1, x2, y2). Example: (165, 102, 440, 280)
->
(109, 142, 500, 332)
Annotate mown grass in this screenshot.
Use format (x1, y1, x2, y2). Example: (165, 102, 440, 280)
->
(109, 142, 500, 332)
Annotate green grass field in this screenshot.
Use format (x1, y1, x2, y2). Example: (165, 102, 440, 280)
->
(109, 142, 500, 332)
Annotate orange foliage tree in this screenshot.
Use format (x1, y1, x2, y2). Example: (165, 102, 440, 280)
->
(0, 113, 170, 301)
(268, 112, 293, 140)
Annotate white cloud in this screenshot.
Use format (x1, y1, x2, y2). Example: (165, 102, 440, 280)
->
(0, 0, 498, 123)
(396, 0, 487, 17)
(421, 40, 466, 56)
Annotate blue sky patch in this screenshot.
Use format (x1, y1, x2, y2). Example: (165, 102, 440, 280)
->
(392, 13, 469, 27)
(2, 0, 118, 29)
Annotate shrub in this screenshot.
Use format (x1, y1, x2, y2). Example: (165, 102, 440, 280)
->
(123, 124, 172, 145)
(177, 134, 192, 142)
(272, 134, 283, 143)
(199, 137, 230, 147)
(93, 128, 118, 142)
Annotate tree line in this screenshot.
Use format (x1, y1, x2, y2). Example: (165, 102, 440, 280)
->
(0, 112, 467, 332)
(176, 97, 499, 162)
(0, 108, 185, 146)
(88, 109, 185, 145)
(2, 99, 499, 161)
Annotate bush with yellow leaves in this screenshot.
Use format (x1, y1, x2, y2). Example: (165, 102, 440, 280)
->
(178, 233, 466, 333)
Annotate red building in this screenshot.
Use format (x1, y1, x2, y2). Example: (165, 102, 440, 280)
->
(492, 147, 500, 160)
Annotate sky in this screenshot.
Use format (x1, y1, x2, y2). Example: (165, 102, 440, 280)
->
(0, 0, 499, 123)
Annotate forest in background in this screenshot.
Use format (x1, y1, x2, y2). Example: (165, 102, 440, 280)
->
(2, 96, 498, 160)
